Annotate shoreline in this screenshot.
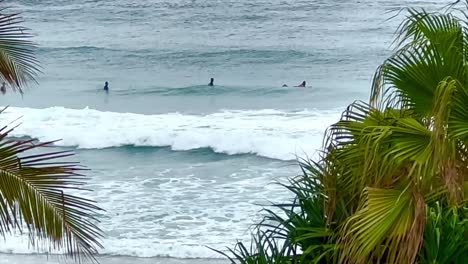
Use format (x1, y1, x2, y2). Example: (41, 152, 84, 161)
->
(0, 254, 229, 264)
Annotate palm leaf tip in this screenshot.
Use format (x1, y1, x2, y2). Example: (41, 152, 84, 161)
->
(0, 125, 103, 262)
(0, 5, 40, 93)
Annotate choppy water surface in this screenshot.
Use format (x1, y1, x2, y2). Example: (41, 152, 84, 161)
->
(0, 0, 451, 260)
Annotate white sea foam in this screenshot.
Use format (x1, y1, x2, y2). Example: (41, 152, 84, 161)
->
(0, 106, 341, 258)
(0, 106, 341, 161)
(0, 234, 224, 259)
(0, 163, 293, 259)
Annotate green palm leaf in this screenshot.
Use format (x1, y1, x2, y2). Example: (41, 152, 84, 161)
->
(0, 6, 40, 92)
(0, 122, 103, 262)
(221, 3, 468, 264)
(371, 9, 465, 116)
(420, 204, 468, 263)
(339, 187, 423, 264)
(0, 3, 102, 263)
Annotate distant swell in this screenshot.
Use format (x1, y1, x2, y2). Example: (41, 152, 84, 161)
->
(0, 106, 341, 161)
(37, 46, 311, 65)
(111, 85, 308, 96)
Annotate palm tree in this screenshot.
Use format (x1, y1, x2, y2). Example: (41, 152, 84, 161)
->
(220, 2, 468, 263)
(0, 6, 103, 263)
(0, 5, 40, 92)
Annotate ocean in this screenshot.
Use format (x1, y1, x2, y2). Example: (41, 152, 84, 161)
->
(0, 0, 450, 263)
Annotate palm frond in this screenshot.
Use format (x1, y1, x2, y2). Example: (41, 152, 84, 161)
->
(0, 124, 103, 262)
(209, 230, 296, 264)
(220, 3, 468, 264)
(339, 187, 421, 263)
(0, 5, 40, 93)
(371, 10, 465, 116)
(419, 203, 468, 263)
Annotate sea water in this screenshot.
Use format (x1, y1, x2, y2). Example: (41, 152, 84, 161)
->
(0, 0, 450, 263)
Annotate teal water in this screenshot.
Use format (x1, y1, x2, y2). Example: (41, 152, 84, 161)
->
(0, 0, 451, 262)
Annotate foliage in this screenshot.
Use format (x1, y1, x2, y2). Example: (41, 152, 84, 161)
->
(0, 117, 103, 261)
(0, 4, 103, 263)
(219, 2, 468, 263)
(0, 4, 39, 93)
(419, 204, 468, 263)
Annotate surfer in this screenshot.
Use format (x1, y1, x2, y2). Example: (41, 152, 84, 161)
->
(103, 81, 109, 92)
(208, 78, 214, 86)
(282, 84, 288, 87)
(0, 82, 5, 95)
(296, 81, 306, 87)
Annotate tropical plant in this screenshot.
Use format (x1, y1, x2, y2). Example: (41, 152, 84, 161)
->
(419, 204, 468, 263)
(0, 4, 39, 93)
(0, 6, 103, 263)
(213, 161, 337, 264)
(219, 2, 468, 263)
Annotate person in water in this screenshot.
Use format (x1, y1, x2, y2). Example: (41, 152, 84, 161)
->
(104, 81, 109, 92)
(208, 78, 214, 86)
(297, 81, 306, 87)
(0, 82, 6, 95)
(282, 81, 306, 87)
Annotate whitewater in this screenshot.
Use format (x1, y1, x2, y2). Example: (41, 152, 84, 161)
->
(0, 0, 452, 263)
(0, 106, 341, 161)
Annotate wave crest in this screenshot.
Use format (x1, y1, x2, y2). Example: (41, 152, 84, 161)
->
(0, 106, 340, 161)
